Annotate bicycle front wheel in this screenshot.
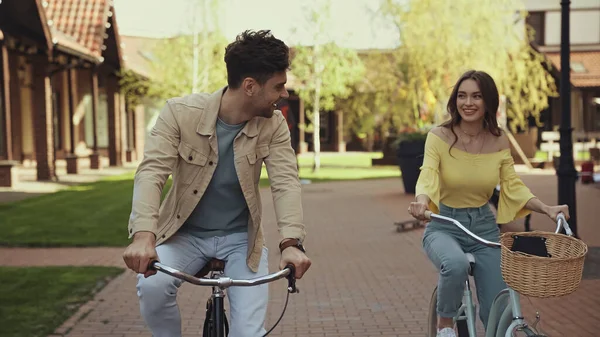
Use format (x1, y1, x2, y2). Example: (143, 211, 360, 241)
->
(427, 287, 438, 337)
(427, 286, 471, 337)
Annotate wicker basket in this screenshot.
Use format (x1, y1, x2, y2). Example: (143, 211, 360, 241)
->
(500, 231, 588, 298)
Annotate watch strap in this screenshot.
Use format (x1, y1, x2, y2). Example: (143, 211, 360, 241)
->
(279, 238, 304, 253)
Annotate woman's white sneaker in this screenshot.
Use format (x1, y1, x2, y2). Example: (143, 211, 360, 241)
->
(436, 327, 456, 337)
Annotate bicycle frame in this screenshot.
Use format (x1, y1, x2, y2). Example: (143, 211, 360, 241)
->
(149, 261, 298, 337)
(424, 211, 573, 337)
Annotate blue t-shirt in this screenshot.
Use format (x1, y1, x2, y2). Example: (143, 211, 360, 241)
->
(180, 118, 249, 237)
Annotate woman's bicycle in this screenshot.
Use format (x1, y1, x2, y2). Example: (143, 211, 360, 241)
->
(149, 259, 299, 337)
(423, 210, 587, 337)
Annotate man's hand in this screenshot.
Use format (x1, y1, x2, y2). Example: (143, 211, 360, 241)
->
(123, 231, 158, 278)
(279, 247, 311, 279)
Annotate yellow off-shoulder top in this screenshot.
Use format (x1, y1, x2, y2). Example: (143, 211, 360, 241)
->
(415, 131, 535, 224)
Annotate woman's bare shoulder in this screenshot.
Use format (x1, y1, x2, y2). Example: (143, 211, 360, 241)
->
(495, 130, 510, 151)
(430, 125, 455, 143)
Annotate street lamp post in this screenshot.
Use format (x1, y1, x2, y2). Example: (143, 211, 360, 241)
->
(558, 0, 578, 237)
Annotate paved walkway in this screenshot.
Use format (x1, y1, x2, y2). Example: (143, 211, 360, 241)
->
(1, 171, 599, 337)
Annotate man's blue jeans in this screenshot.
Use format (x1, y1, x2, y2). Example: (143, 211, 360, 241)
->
(136, 231, 269, 337)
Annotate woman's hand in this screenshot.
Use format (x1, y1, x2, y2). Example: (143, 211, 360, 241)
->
(408, 201, 430, 221)
(545, 204, 570, 222)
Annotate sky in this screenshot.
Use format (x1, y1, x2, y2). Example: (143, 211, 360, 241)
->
(112, 0, 400, 49)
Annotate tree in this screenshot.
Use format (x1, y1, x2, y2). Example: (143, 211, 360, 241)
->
(335, 50, 419, 147)
(291, 0, 366, 172)
(120, 0, 227, 105)
(380, 0, 557, 133)
(147, 32, 227, 100)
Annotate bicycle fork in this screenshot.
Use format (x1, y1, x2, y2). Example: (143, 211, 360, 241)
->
(203, 272, 229, 337)
(463, 279, 477, 337)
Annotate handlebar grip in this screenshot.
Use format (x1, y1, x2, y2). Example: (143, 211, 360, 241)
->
(285, 263, 296, 277)
(424, 210, 432, 220)
(148, 260, 159, 270)
(285, 263, 298, 293)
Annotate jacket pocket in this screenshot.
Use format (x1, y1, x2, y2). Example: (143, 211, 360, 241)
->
(246, 145, 270, 164)
(246, 145, 269, 177)
(177, 141, 208, 185)
(246, 145, 270, 182)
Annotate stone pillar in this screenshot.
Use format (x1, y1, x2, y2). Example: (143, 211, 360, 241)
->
(32, 55, 56, 181)
(134, 104, 145, 162)
(333, 110, 345, 153)
(106, 74, 122, 166)
(298, 98, 307, 154)
(65, 68, 78, 174)
(0, 161, 17, 187)
(9, 52, 22, 162)
(1, 40, 13, 161)
(125, 104, 133, 163)
(89, 68, 101, 169)
(0, 41, 17, 187)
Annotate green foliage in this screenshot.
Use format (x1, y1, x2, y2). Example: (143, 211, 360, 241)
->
(292, 43, 366, 114)
(119, 1, 228, 107)
(336, 51, 417, 138)
(503, 26, 558, 131)
(379, 0, 557, 133)
(392, 125, 431, 150)
(143, 33, 228, 100)
(118, 68, 150, 110)
(290, 0, 366, 134)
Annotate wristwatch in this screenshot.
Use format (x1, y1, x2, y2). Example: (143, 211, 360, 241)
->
(279, 238, 306, 253)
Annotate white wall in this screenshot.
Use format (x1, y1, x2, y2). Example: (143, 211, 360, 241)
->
(525, 0, 600, 46)
(545, 10, 600, 45)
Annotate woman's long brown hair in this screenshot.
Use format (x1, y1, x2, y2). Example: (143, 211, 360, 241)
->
(441, 70, 502, 156)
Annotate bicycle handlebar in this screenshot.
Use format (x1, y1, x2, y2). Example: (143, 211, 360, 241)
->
(423, 210, 572, 248)
(149, 261, 298, 292)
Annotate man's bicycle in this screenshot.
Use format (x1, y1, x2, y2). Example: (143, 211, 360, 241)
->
(149, 259, 299, 337)
(424, 210, 587, 337)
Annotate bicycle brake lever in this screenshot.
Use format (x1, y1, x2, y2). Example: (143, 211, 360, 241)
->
(285, 264, 299, 294)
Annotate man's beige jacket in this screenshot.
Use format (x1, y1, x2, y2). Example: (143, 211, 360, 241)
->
(128, 87, 305, 272)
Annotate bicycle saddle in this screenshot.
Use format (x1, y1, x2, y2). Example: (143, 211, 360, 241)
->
(195, 258, 226, 278)
(465, 253, 475, 276)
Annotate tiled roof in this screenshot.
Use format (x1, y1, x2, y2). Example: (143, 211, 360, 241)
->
(45, 0, 111, 58)
(545, 51, 600, 88)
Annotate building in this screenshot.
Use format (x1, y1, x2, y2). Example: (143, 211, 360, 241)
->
(0, 0, 148, 187)
(523, 0, 600, 162)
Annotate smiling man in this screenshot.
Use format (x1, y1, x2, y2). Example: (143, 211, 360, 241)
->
(122, 30, 311, 337)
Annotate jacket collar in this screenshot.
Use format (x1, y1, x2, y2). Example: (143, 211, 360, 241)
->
(196, 86, 259, 138)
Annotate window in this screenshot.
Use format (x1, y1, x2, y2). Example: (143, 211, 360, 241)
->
(571, 62, 587, 73)
(526, 11, 545, 46)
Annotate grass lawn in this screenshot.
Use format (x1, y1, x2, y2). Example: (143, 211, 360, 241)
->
(0, 152, 399, 247)
(0, 172, 158, 247)
(0, 266, 123, 337)
(534, 150, 591, 161)
(297, 152, 384, 168)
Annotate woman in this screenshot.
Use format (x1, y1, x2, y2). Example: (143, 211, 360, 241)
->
(408, 70, 569, 337)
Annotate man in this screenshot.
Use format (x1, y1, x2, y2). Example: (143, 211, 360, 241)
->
(123, 30, 311, 337)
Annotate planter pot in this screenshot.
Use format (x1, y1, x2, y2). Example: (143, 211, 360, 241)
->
(396, 139, 426, 194)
